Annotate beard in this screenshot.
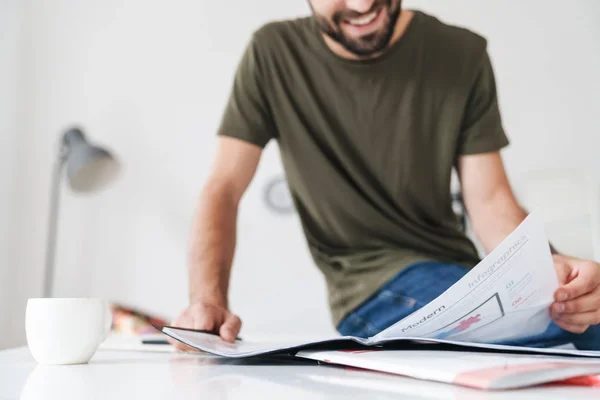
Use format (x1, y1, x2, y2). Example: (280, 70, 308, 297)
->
(312, 0, 402, 57)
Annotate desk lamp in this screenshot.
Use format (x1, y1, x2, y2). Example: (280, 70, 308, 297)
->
(43, 127, 120, 297)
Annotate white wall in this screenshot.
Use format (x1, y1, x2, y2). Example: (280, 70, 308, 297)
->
(11, 0, 337, 349)
(0, 0, 24, 349)
(6, 0, 600, 348)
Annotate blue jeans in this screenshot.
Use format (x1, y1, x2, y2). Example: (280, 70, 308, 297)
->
(337, 261, 600, 350)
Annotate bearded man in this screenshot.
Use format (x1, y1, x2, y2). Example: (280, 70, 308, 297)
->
(171, 1, 600, 350)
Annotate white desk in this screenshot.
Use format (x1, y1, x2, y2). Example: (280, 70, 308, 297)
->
(1, 343, 599, 399)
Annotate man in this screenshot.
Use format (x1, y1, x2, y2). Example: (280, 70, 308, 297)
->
(171, 0, 600, 350)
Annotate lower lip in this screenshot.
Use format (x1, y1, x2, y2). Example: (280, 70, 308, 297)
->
(342, 9, 385, 35)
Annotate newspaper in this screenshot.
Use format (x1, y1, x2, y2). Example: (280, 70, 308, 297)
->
(296, 349, 600, 390)
(160, 212, 600, 358)
(373, 210, 556, 343)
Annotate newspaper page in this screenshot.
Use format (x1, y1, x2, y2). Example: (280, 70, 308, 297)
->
(296, 349, 600, 390)
(159, 327, 370, 358)
(372, 211, 558, 343)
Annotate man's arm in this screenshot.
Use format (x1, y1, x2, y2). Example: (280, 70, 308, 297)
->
(457, 151, 525, 254)
(188, 136, 262, 307)
(170, 30, 276, 347)
(170, 136, 262, 346)
(458, 151, 600, 334)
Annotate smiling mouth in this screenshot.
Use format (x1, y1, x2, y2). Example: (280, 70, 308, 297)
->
(343, 8, 382, 27)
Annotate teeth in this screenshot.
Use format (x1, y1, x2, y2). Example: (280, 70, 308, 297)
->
(347, 11, 378, 26)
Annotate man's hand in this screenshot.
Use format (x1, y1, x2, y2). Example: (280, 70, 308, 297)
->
(551, 254, 600, 334)
(167, 301, 242, 351)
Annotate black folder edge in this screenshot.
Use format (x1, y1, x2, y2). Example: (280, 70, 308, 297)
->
(151, 323, 600, 360)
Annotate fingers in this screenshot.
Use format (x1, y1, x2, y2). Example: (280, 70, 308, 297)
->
(553, 319, 590, 335)
(192, 312, 217, 332)
(220, 313, 242, 343)
(166, 335, 181, 348)
(168, 314, 197, 351)
(552, 309, 600, 327)
(551, 259, 600, 336)
(184, 302, 219, 331)
(555, 260, 600, 301)
(165, 306, 215, 352)
(552, 289, 600, 314)
(167, 302, 241, 349)
(171, 337, 198, 352)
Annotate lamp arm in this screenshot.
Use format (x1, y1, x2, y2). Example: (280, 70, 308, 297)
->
(42, 146, 69, 298)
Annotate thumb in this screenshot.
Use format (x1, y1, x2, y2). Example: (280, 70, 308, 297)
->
(556, 263, 598, 301)
(219, 313, 242, 343)
(553, 255, 573, 285)
(166, 316, 197, 351)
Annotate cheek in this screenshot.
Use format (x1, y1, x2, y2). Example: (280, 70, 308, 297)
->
(311, 0, 345, 19)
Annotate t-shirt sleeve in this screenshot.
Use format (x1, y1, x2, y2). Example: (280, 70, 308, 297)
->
(457, 50, 509, 156)
(217, 34, 276, 148)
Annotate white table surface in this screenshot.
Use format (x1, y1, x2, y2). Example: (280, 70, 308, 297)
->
(2, 339, 600, 400)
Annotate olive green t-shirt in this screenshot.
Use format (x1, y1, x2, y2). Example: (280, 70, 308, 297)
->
(218, 10, 509, 326)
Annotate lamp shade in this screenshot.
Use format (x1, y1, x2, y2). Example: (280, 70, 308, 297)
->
(62, 128, 119, 192)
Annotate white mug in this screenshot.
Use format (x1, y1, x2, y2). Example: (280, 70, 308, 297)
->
(25, 298, 112, 365)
